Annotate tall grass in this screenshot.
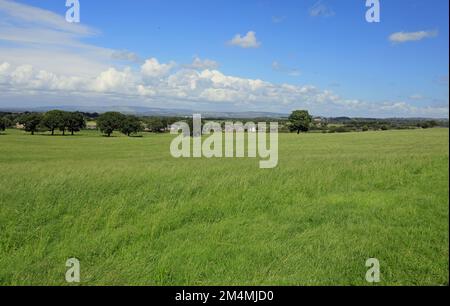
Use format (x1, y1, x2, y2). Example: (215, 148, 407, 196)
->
(0, 128, 448, 285)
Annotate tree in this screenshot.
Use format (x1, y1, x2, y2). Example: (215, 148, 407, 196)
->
(58, 111, 72, 136)
(0, 117, 6, 132)
(19, 113, 42, 135)
(97, 112, 125, 137)
(66, 112, 86, 135)
(42, 110, 64, 135)
(419, 121, 438, 129)
(288, 110, 312, 134)
(146, 117, 167, 133)
(120, 115, 142, 136)
(0, 116, 12, 132)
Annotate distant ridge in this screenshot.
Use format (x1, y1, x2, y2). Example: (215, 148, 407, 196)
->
(0, 105, 448, 121)
(0, 105, 289, 119)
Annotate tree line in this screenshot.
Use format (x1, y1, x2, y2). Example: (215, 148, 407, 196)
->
(14, 111, 86, 136)
(13, 111, 144, 137)
(1, 109, 445, 136)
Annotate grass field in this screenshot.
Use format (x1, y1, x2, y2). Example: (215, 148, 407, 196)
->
(0, 128, 448, 285)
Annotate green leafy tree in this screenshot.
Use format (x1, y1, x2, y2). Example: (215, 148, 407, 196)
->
(419, 121, 438, 129)
(66, 112, 86, 135)
(288, 110, 312, 134)
(42, 110, 65, 135)
(146, 117, 167, 133)
(0, 117, 6, 132)
(19, 113, 42, 135)
(120, 115, 142, 136)
(0, 116, 12, 131)
(58, 111, 71, 136)
(97, 112, 125, 137)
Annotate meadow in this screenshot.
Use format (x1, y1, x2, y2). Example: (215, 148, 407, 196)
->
(0, 128, 448, 285)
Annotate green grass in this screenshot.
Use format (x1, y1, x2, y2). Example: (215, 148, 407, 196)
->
(0, 128, 448, 285)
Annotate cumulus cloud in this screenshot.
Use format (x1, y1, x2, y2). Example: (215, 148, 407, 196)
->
(0, 1, 447, 118)
(141, 58, 176, 78)
(1, 63, 87, 92)
(0, 62, 10, 76)
(10, 64, 33, 84)
(92, 67, 136, 93)
(229, 31, 261, 48)
(0, 60, 447, 118)
(389, 30, 438, 43)
(185, 57, 219, 70)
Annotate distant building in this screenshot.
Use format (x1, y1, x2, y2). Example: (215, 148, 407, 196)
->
(313, 117, 323, 123)
(86, 122, 97, 130)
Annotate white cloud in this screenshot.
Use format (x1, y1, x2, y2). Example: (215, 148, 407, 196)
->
(92, 67, 136, 93)
(309, 1, 335, 17)
(1, 60, 447, 118)
(229, 31, 261, 48)
(0, 0, 98, 48)
(376, 102, 448, 117)
(141, 58, 176, 78)
(0, 62, 10, 76)
(185, 57, 219, 70)
(10, 64, 33, 84)
(389, 30, 438, 43)
(0, 0, 96, 37)
(0, 1, 447, 118)
(0, 62, 87, 92)
(0, 0, 139, 77)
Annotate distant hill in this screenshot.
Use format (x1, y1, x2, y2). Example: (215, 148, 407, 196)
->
(0, 105, 448, 121)
(0, 105, 289, 119)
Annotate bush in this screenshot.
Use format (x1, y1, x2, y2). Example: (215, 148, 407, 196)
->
(333, 126, 350, 133)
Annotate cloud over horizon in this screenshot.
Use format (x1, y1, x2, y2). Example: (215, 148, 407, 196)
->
(1, 59, 448, 118)
(0, 0, 448, 118)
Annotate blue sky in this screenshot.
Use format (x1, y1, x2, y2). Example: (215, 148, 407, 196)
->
(0, 0, 448, 117)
